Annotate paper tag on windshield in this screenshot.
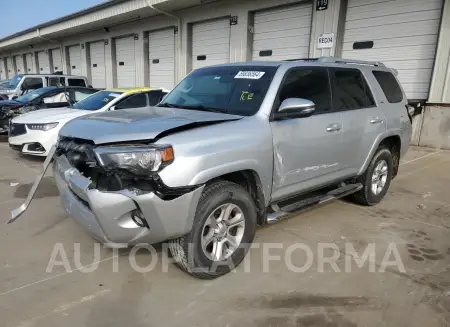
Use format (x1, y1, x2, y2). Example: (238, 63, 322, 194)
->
(234, 71, 265, 79)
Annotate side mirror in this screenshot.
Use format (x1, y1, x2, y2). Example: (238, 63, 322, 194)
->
(273, 98, 315, 120)
(109, 105, 116, 111)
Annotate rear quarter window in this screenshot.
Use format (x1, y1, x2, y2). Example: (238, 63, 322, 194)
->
(68, 78, 87, 87)
(372, 71, 403, 103)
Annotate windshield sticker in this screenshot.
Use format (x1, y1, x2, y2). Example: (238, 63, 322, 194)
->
(108, 93, 120, 97)
(214, 76, 221, 80)
(240, 91, 254, 101)
(103, 98, 110, 103)
(235, 71, 265, 79)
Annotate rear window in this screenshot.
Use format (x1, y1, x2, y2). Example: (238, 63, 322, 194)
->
(372, 71, 403, 103)
(68, 78, 86, 87)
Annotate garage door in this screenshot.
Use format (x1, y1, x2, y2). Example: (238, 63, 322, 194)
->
(148, 29, 175, 89)
(68, 45, 82, 76)
(6, 57, 14, 77)
(51, 48, 62, 73)
(89, 41, 106, 88)
(14, 55, 24, 74)
(115, 36, 136, 87)
(252, 3, 312, 61)
(342, 0, 443, 101)
(25, 53, 34, 73)
(37, 51, 50, 73)
(192, 18, 230, 70)
(0, 59, 6, 80)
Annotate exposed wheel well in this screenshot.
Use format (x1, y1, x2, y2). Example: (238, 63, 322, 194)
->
(379, 135, 401, 178)
(208, 170, 266, 225)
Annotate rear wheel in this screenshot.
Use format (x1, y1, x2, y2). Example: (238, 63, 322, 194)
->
(169, 180, 257, 279)
(352, 147, 393, 206)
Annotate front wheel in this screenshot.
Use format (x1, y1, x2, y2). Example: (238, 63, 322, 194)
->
(169, 180, 257, 279)
(352, 147, 393, 206)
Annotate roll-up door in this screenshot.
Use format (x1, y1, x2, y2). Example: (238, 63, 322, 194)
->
(89, 41, 106, 88)
(68, 45, 82, 76)
(51, 48, 62, 73)
(342, 0, 443, 101)
(25, 53, 34, 73)
(192, 18, 230, 70)
(0, 59, 6, 80)
(115, 36, 136, 87)
(37, 51, 50, 73)
(6, 57, 14, 77)
(148, 28, 175, 89)
(14, 55, 24, 74)
(252, 3, 312, 61)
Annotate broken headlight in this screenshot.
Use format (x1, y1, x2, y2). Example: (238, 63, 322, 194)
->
(94, 145, 174, 175)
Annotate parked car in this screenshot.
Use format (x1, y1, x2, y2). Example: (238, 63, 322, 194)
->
(0, 79, 10, 89)
(0, 86, 98, 134)
(8, 87, 169, 156)
(0, 74, 90, 99)
(10, 57, 413, 279)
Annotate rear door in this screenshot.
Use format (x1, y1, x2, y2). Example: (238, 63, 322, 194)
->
(269, 67, 345, 201)
(331, 67, 386, 175)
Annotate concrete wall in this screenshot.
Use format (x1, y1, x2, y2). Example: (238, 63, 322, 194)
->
(415, 106, 450, 149)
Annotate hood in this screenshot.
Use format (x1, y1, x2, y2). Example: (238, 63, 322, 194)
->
(11, 107, 90, 124)
(0, 100, 22, 109)
(60, 106, 242, 144)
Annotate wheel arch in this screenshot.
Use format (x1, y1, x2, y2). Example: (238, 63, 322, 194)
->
(207, 170, 267, 226)
(359, 133, 401, 178)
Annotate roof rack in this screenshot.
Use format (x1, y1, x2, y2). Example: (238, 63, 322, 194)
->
(283, 56, 385, 67)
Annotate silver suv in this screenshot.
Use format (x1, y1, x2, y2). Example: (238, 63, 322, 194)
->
(11, 57, 413, 279)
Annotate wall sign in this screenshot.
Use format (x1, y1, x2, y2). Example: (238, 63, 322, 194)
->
(317, 33, 334, 49)
(316, 0, 328, 11)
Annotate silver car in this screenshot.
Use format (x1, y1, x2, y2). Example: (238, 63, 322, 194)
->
(11, 57, 413, 279)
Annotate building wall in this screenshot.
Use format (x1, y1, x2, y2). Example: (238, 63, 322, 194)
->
(0, 0, 342, 88)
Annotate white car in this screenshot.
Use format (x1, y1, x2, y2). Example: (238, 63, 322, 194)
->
(9, 87, 169, 156)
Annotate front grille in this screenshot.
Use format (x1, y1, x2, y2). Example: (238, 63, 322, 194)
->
(9, 123, 26, 137)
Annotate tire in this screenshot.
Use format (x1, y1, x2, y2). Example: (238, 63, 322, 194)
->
(352, 147, 393, 206)
(169, 180, 257, 279)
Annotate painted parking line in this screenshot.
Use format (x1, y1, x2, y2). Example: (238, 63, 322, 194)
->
(400, 149, 443, 165)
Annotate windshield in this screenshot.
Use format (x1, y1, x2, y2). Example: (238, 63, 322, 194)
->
(159, 65, 278, 116)
(15, 87, 57, 103)
(8, 75, 23, 89)
(72, 90, 122, 111)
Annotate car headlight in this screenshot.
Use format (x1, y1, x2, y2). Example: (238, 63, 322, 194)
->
(94, 145, 174, 175)
(27, 122, 59, 131)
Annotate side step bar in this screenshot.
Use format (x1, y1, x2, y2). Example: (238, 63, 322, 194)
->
(266, 183, 363, 224)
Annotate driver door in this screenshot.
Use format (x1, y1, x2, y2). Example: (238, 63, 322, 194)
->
(270, 67, 346, 202)
(40, 91, 70, 108)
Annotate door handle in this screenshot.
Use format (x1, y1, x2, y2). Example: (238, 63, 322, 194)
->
(370, 118, 383, 124)
(326, 124, 341, 132)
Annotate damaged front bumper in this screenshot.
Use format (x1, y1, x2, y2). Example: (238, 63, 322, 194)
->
(10, 149, 205, 246)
